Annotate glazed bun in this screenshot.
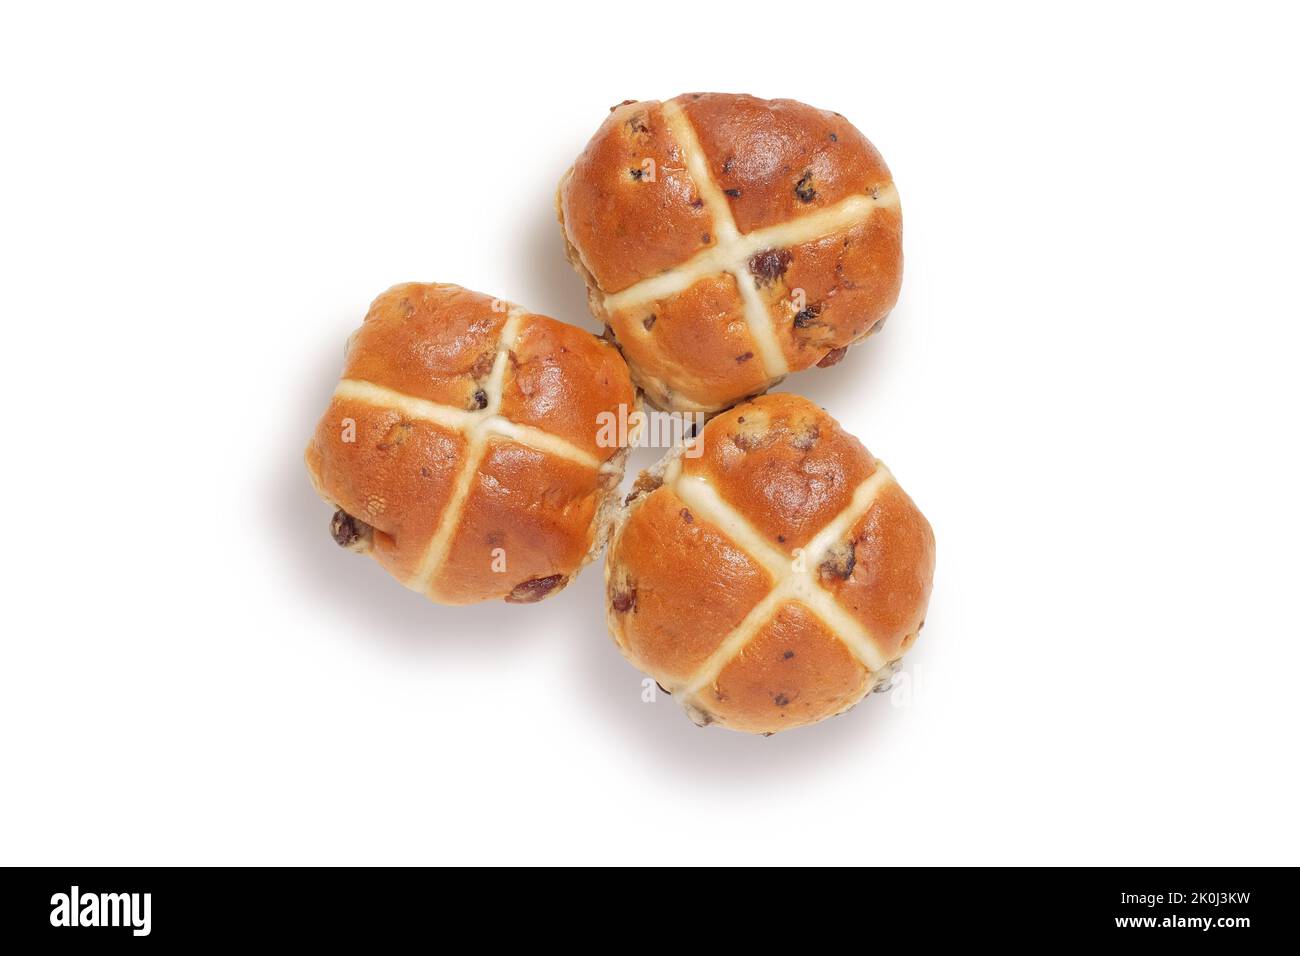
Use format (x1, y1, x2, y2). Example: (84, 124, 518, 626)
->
(306, 282, 636, 604)
(605, 393, 934, 734)
(558, 92, 902, 413)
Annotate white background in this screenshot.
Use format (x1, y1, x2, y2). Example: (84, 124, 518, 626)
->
(2, 1, 1297, 866)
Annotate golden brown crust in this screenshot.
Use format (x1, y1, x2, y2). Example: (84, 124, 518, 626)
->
(704, 602, 871, 734)
(604, 273, 768, 411)
(606, 485, 774, 686)
(604, 393, 933, 734)
(499, 314, 637, 461)
(305, 282, 637, 605)
(342, 282, 507, 410)
(817, 481, 936, 660)
(305, 396, 468, 582)
(429, 438, 603, 604)
(559, 93, 903, 413)
(677, 93, 893, 234)
(755, 209, 903, 370)
(681, 394, 877, 551)
(559, 101, 716, 294)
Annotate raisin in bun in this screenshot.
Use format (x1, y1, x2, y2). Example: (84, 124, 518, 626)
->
(605, 393, 934, 734)
(558, 93, 902, 414)
(305, 282, 637, 605)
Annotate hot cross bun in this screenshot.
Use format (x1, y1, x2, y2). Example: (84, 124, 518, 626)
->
(605, 393, 934, 734)
(558, 93, 902, 413)
(305, 282, 636, 604)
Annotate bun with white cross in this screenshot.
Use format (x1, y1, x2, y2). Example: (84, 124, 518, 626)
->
(558, 93, 902, 413)
(305, 282, 636, 604)
(606, 393, 933, 734)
